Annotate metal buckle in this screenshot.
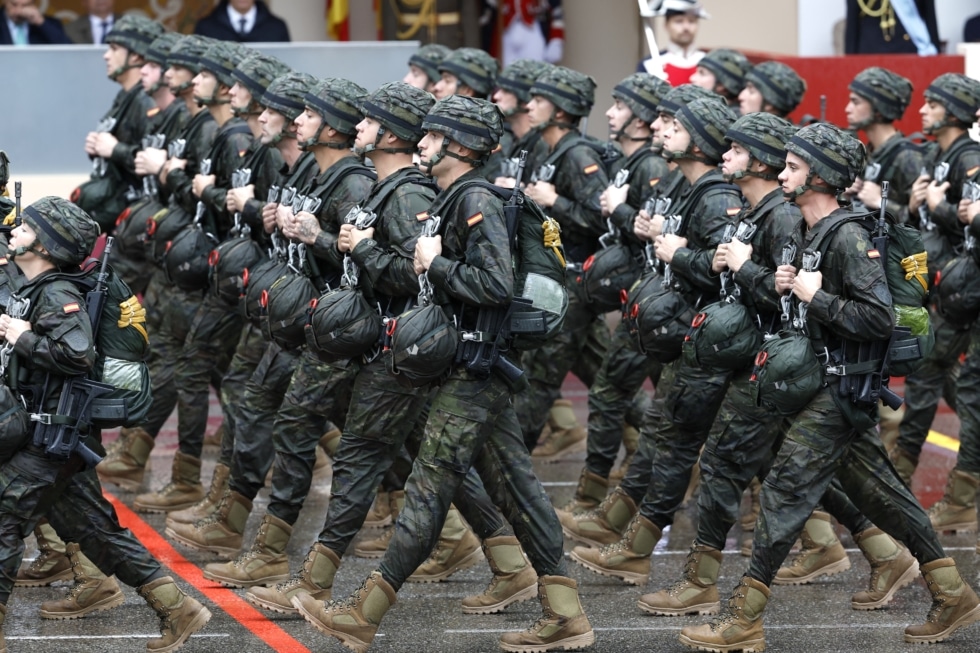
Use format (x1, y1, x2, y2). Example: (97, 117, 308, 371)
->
(30, 413, 53, 425)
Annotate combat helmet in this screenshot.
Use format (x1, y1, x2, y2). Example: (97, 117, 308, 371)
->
(232, 53, 290, 116)
(698, 48, 751, 99)
(669, 97, 737, 164)
(15, 197, 100, 268)
(358, 81, 436, 155)
(262, 72, 317, 142)
(724, 112, 796, 181)
(923, 73, 980, 133)
(104, 15, 164, 79)
(530, 66, 596, 129)
(437, 47, 499, 98)
(420, 95, 504, 171)
(785, 122, 866, 195)
(198, 41, 248, 99)
(611, 73, 672, 129)
(301, 78, 368, 150)
(167, 35, 212, 77)
(407, 43, 452, 87)
(848, 67, 913, 128)
(497, 59, 553, 115)
(656, 83, 722, 117)
(745, 61, 807, 116)
(144, 31, 181, 69)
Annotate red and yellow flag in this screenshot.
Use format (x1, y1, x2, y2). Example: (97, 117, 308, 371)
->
(327, 0, 350, 41)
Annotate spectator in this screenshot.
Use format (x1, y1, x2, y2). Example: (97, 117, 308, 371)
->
(965, 12, 980, 42)
(636, 0, 708, 86)
(845, 0, 940, 55)
(0, 0, 71, 45)
(64, 0, 121, 45)
(194, 0, 289, 43)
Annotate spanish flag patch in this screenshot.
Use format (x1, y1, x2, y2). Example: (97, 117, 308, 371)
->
(147, 107, 160, 118)
(726, 207, 740, 216)
(868, 249, 881, 259)
(63, 303, 80, 314)
(416, 211, 429, 221)
(0, 257, 7, 266)
(467, 212, 484, 227)
(968, 165, 980, 178)
(238, 149, 247, 157)
(583, 163, 600, 175)
(649, 178, 660, 187)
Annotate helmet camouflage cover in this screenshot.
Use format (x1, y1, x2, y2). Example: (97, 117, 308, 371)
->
(361, 82, 436, 143)
(105, 14, 164, 58)
(304, 78, 369, 135)
(612, 73, 672, 124)
(144, 32, 182, 68)
(233, 53, 291, 100)
(438, 47, 500, 97)
(497, 59, 553, 105)
(530, 65, 596, 118)
(199, 41, 249, 88)
(725, 112, 796, 170)
(422, 95, 504, 153)
(408, 43, 452, 85)
(849, 66, 913, 123)
(673, 98, 737, 163)
(746, 61, 807, 114)
(263, 72, 317, 122)
(21, 196, 100, 267)
(167, 35, 213, 74)
(698, 48, 751, 97)
(786, 122, 866, 190)
(657, 83, 723, 117)
(924, 73, 980, 125)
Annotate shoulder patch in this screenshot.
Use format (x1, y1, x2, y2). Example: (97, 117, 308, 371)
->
(466, 212, 484, 227)
(967, 165, 980, 178)
(726, 207, 740, 216)
(416, 211, 429, 221)
(649, 177, 660, 187)
(147, 107, 160, 118)
(63, 302, 81, 314)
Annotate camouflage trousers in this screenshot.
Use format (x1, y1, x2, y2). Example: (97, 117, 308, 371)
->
(173, 295, 243, 459)
(952, 320, 980, 473)
(217, 323, 268, 467)
(895, 310, 968, 460)
(619, 362, 676, 502)
(227, 341, 299, 500)
(140, 286, 204, 437)
(141, 267, 170, 335)
(317, 361, 508, 556)
(0, 450, 162, 603)
(748, 387, 946, 586)
(379, 371, 565, 590)
(637, 359, 732, 528)
(516, 289, 610, 449)
(585, 319, 660, 478)
(266, 350, 359, 525)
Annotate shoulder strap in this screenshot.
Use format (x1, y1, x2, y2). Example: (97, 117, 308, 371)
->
(306, 160, 375, 203)
(807, 211, 873, 261)
(361, 168, 438, 215)
(539, 135, 587, 169)
(208, 122, 252, 159)
(105, 86, 143, 135)
(675, 176, 740, 238)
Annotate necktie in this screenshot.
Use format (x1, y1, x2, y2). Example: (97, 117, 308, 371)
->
(12, 23, 28, 46)
(100, 20, 111, 44)
(238, 17, 248, 35)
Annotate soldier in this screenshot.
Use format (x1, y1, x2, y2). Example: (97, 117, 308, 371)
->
(893, 74, 980, 528)
(97, 34, 219, 492)
(690, 48, 751, 109)
(131, 40, 254, 514)
(681, 122, 980, 652)
(402, 42, 452, 94)
(0, 197, 211, 652)
(485, 58, 553, 185)
(738, 60, 806, 118)
(293, 94, 594, 653)
(569, 98, 742, 584)
(432, 46, 499, 100)
(515, 66, 610, 457)
(75, 14, 162, 232)
(555, 72, 669, 513)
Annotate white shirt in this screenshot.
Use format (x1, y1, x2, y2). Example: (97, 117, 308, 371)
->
(227, 4, 257, 35)
(6, 17, 28, 46)
(89, 14, 114, 44)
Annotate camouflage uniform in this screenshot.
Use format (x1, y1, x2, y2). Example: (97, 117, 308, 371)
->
(483, 59, 552, 182)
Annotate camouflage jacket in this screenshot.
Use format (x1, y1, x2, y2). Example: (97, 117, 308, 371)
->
(800, 208, 895, 346)
(349, 166, 439, 310)
(670, 168, 743, 304)
(226, 139, 283, 238)
(867, 131, 925, 225)
(544, 131, 610, 262)
(653, 165, 691, 203)
(146, 101, 190, 148)
(925, 132, 980, 247)
(608, 144, 670, 248)
(426, 169, 514, 327)
(483, 125, 549, 183)
(729, 187, 804, 328)
(162, 109, 218, 214)
(198, 117, 254, 239)
(102, 84, 155, 187)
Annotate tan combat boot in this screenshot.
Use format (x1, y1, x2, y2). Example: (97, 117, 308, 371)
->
(39, 543, 125, 620)
(407, 506, 483, 582)
(773, 511, 851, 585)
(320, 426, 342, 457)
(739, 477, 762, 557)
(851, 527, 919, 610)
(559, 486, 637, 548)
(878, 403, 904, 452)
(363, 487, 391, 528)
(293, 570, 396, 653)
(202, 514, 291, 588)
(531, 399, 587, 462)
(97, 427, 155, 492)
(354, 490, 405, 558)
(569, 513, 661, 585)
(247, 543, 339, 614)
(202, 421, 224, 448)
(165, 463, 231, 526)
(166, 490, 253, 557)
(889, 447, 919, 487)
(15, 520, 72, 587)
(133, 452, 206, 513)
(679, 575, 769, 653)
(138, 576, 212, 652)
(927, 469, 979, 533)
(556, 469, 609, 516)
(461, 536, 538, 615)
(904, 558, 980, 643)
(610, 423, 640, 482)
(499, 575, 594, 652)
(638, 542, 722, 616)
(104, 426, 133, 457)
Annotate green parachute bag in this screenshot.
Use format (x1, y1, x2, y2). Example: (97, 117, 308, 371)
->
(749, 330, 824, 416)
(682, 300, 763, 372)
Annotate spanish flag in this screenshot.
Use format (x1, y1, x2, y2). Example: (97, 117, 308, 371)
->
(327, 0, 350, 41)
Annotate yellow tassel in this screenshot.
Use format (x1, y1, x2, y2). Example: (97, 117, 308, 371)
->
(542, 217, 566, 268)
(900, 252, 929, 293)
(118, 295, 149, 344)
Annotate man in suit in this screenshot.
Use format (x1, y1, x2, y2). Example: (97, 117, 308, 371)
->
(0, 0, 70, 45)
(64, 0, 120, 45)
(194, 0, 289, 43)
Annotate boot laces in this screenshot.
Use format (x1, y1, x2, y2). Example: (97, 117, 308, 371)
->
(709, 587, 746, 631)
(334, 577, 372, 611)
(665, 554, 700, 595)
(28, 549, 59, 572)
(924, 579, 947, 622)
(601, 518, 639, 555)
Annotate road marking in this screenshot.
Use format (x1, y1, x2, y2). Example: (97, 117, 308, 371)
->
(105, 492, 312, 653)
(927, 429, 959, 453)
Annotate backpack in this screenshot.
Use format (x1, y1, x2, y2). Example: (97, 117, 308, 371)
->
(749, 330, 823, 416)
(934, 249, 980, 330)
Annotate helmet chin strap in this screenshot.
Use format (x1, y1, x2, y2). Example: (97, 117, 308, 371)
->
(9, 239, 52, 263)
(543, 108, 579, 132)
(355, 126, 416, 159)
(788, 170, 837, 199)
(662, 141, 712, 165)
(923, 114, 963, 136)
(612, 112, 650, 143)
(725, 156, 778, 182)
(300, 122, 351, 151)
